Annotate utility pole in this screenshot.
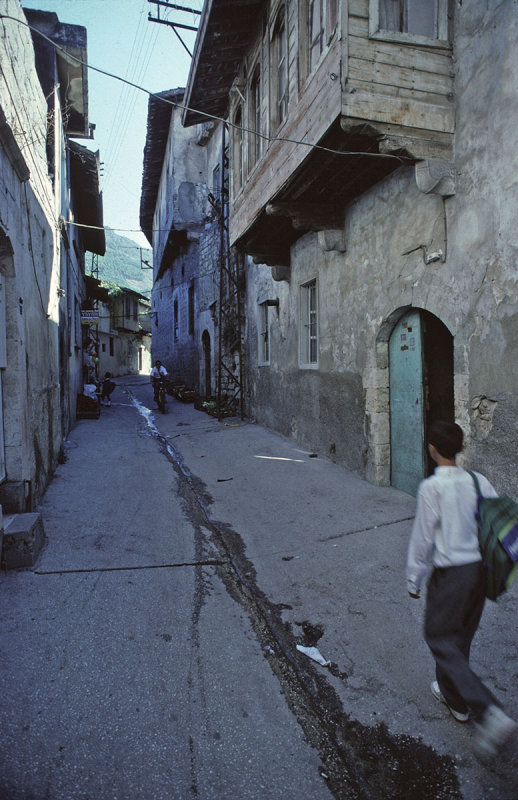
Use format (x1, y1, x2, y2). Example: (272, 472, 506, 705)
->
(147, 0, 200, 56)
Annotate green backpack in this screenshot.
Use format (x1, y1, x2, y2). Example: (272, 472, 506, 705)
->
(468, 471, 518, 601)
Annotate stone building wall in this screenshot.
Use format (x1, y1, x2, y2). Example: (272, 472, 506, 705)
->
(96, 296, 152, 379)
(0, 1, 63, 511)
(151, 240, 201, 388)
(149, 116, 225, 398)
(245, 1, 518, 496)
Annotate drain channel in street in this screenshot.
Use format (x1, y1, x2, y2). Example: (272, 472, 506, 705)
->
(127, 390, 462, 800)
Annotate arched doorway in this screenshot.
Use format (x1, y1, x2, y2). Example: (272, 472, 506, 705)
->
(202, 330, 211, 399)
(389, 308, 454, 495)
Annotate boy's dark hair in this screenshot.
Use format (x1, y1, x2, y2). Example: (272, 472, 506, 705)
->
(428, 421, 464, 459)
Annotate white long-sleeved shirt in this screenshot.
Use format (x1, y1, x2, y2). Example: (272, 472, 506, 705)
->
(150, 365, 168, 379)
(406, 466, 497, 595)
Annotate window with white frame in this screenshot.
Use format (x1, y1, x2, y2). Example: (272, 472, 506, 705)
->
(232, 105, 244, 196)
(212, 163, 221, 199)
(309, 0, 324, 70)
(271, 5, 288, 128)
(370, 0, 448, 42)
(299, 279, 318, 366)
(300, 0, 338, 82)
(74, 296, 81, 348)
(188, 284, 194, 336)
(249, 64, 262, 169)
(0, 277, 6, 482)
(173, 297, 179, 341)
(258, 302, 270, 365)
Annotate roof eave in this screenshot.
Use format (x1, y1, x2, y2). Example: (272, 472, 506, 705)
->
(139, 89, 184, 244)
(182, 0, 263, 128)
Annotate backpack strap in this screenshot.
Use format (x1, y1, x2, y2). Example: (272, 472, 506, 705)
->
(468, 470, 482, 497)
(468, 470, 483, 523)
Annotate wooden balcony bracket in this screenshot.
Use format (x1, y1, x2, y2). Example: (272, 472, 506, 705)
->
(318, 229, 346, 253)
(250, 251, 289, 267)
(415, 159, 456, 197)
(266, 202, 343, 232)
(271, 265, 291, 282)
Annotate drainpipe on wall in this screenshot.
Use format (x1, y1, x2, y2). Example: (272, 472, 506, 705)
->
(217, 124, 226, 419)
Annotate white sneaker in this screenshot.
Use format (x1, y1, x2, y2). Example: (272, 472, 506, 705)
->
(473, 705, 518, 757)
(431, 681, 469, 723)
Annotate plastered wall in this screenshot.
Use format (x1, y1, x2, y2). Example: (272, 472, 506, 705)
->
(245, 1, 518, 495)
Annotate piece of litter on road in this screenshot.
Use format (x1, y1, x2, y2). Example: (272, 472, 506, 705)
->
(296, 645, 330, 667)
(217, 478, 233, 482)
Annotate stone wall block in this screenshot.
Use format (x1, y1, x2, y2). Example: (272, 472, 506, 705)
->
(1, 512, 45, 569)
(454, 372, 470, 403)
(375, 341, 389, 371)
(366, 461, 390, 486)
(365, 385, 389, 413)
(366, 412, 390, 445)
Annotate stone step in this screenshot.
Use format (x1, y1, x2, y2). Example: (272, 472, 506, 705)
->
(1, 512, 45, 570)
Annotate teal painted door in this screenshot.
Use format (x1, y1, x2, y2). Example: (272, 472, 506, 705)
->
(389, 310, 425, 496)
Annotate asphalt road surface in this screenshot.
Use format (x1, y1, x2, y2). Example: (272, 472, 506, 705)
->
(0, 394, 333, 800)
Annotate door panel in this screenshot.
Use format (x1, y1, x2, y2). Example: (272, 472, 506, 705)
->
(0, 370, 4, 483)
(389, 310, 425, 496)
(0, 279, 5, 482)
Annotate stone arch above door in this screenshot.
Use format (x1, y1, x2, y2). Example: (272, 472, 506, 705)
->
(365, 306, 454, 491)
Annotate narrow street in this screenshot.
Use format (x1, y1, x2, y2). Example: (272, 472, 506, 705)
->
(1, 378, 517, 800)
(2, 3, 517, 798)
(0, 384, 332, 800)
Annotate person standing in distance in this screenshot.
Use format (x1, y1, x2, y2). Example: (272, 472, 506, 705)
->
(406, 420, 517, 757)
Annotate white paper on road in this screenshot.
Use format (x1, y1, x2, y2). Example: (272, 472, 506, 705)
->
(296, 645, 330, 667)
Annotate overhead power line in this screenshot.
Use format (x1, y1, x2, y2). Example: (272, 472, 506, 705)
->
(147, 0, 201, 56)
(103, 1, 161, 188)
(0, 12, 406, 165)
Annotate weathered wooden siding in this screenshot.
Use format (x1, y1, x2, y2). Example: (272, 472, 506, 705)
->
(344, 3, 454, 133)
(231, 2, 342, 245)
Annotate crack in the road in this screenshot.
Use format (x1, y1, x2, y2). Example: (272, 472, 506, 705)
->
(318, 516, 415, 542)
(127, 389, 462, 800)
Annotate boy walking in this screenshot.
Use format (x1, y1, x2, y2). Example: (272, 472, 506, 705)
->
(407, 421, 517, 756)
(100, 372, 116, 406)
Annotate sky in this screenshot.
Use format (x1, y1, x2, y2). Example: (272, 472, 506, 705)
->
(21, 0, 202, 248)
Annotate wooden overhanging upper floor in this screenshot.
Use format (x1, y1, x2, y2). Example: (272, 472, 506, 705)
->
(68, 141, 105, 256)
(24, 9, 90, 139)
(183, 0, 454, 266)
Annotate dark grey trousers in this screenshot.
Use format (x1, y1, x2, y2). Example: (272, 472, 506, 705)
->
(424, 561, 497, 721)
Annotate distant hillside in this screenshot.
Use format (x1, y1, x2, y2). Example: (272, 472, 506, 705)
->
(93, 228, 153, 296)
